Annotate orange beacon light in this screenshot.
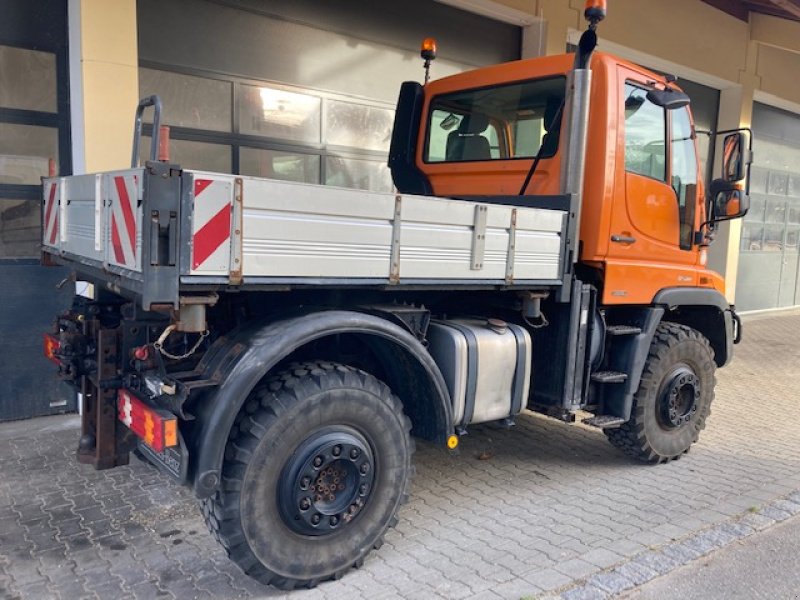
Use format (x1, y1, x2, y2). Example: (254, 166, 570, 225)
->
(584, 0, 607, 26)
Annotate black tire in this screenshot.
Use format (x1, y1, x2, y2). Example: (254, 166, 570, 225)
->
(606, 322, 715, 463)
(201, 361, 413, 590)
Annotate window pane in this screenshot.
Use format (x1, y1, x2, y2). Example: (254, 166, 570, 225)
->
(788, 173, 800, 199)
(139, 68, 232, 132)
(749, 166, 768, 194)
(788, 199, 800, 225)
(671, 107, 698, 249)
(325, 100, 394, 152)
(0, 46, 57, 112)
(239, 85, 321, 143)
(0, 199, 40, 258)
(741, 223, 763, 251)
(624, 84, 666, 181)
(746, 195, 766, 223)
(325, 157, 392, 192)
(425, 77, 565, 163)
(765, 198, 786, 224)
(0, 124, 58, 184)
(140, 137, 231, 173)
(768, 171, 788, 196)
(763, 224, 784, 251)
(240, 148, 320, 184)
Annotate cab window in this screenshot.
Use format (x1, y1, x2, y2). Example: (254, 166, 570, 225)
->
(671, 106, 699, 249)
(425, 77, 565, 163)
(624, 83, 666, 180)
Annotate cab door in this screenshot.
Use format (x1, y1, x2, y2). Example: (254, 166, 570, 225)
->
(603, 68, 702, 304)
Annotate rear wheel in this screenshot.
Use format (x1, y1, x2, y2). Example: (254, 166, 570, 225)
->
(606, 322, 715, 463)
(201, 361, 413, 589)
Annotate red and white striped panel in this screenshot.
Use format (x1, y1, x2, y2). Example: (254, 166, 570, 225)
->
(191, 177, 233, 274)
(42, 180, 60, 249)
(107, 174, 140, 270)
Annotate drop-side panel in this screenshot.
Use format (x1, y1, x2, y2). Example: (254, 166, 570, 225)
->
(44, 169, 145, 273)
(227, 175, 565, 283)
(240, 178, 395, 279)
(514, 209, 564, 281)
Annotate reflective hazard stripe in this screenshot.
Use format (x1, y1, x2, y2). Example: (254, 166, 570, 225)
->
(191, 178, 232, 270)
(43, 182, 59, 247)
(108, 175, 138, 268)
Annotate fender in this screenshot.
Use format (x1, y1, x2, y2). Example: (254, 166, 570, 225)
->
(188, 310, 453, 499)
(652, 287, 736, 367)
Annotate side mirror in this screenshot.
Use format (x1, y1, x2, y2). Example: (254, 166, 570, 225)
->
(722, 132, 746, 182)
(646, 88, 690, 110)
(709, 180, 749, 220)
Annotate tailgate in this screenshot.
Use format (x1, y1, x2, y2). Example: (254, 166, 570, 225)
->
(43, 169, 144, 273)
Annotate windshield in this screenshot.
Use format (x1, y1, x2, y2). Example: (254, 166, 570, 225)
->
(424, 76, 566, 163)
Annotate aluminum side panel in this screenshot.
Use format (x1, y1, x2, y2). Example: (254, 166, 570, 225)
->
(61, 174, 104, 262)
(240, 178, 395, 278)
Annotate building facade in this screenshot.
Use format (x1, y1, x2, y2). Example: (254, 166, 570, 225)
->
(1, 0, 798, 420)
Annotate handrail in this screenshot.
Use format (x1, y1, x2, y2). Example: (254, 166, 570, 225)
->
(131, 95, 163, 168)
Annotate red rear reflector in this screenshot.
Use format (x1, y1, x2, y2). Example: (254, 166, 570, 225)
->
(44, 333, 61, 363)
(117, 389, 178, 453)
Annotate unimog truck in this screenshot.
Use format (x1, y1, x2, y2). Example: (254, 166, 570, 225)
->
(42, 1, 750, 589)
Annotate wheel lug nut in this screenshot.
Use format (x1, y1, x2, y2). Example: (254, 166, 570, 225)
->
(300, 476, 311, 489)
(300, 498, 310, 510)
(330, 516, 339, 526)
(359, 484, 367, 496)
(311, 514, 321, 525)
(332, 445, 341, 457)
(350, 448, 359, 459)
(313, 456, 323, 468)
(360, 463, 370, 475)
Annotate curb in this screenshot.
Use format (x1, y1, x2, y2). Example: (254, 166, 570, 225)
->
(536, 489, 800, 599)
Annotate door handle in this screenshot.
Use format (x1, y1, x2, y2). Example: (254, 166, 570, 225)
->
(611, 234, 637, 244)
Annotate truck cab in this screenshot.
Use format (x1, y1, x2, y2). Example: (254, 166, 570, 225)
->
(391, 51, 740, 307)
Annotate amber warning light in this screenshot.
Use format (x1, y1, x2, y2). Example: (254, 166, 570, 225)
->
(43, 333, 61, 364)
(584, 0, 607, 26)
(420, 37, 437, 83)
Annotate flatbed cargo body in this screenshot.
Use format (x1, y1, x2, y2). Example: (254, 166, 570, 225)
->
(43, 165, 569, 308)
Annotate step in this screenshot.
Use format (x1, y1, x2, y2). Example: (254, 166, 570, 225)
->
(590, 370, 628, 383)
(582, 415, 627, 429)
(606, 325, 642, 336)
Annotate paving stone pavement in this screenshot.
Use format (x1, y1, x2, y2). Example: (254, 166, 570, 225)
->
(0, 309, 799, 600)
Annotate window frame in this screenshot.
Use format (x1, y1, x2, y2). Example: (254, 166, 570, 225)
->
(138, 61, 394, 189)
(422, 75, 567, 164)
(0, 39, 71, 262)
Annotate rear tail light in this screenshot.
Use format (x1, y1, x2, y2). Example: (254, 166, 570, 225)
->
(44, 333, 61, 363)
(117, 389, 178, 453)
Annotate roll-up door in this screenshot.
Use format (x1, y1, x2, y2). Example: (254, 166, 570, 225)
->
(736, 102, 800, 311)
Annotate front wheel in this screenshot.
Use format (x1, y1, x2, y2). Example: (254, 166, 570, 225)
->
(606, 323, 716, 463)
(201, 362, 413, 589)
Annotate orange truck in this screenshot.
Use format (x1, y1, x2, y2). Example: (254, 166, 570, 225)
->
(42, 2, 750, 589)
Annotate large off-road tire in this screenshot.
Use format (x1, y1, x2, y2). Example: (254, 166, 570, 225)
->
(201, 361, 413, 590)
(606, 322, 715, 463)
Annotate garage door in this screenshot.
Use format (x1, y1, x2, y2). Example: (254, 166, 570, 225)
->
(736, 102, 800, 311)
(135, 0, 520, 193)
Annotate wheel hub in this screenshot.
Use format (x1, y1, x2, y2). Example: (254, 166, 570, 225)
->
(659, 367, 700, 429)
(279, 429, 375, 536)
